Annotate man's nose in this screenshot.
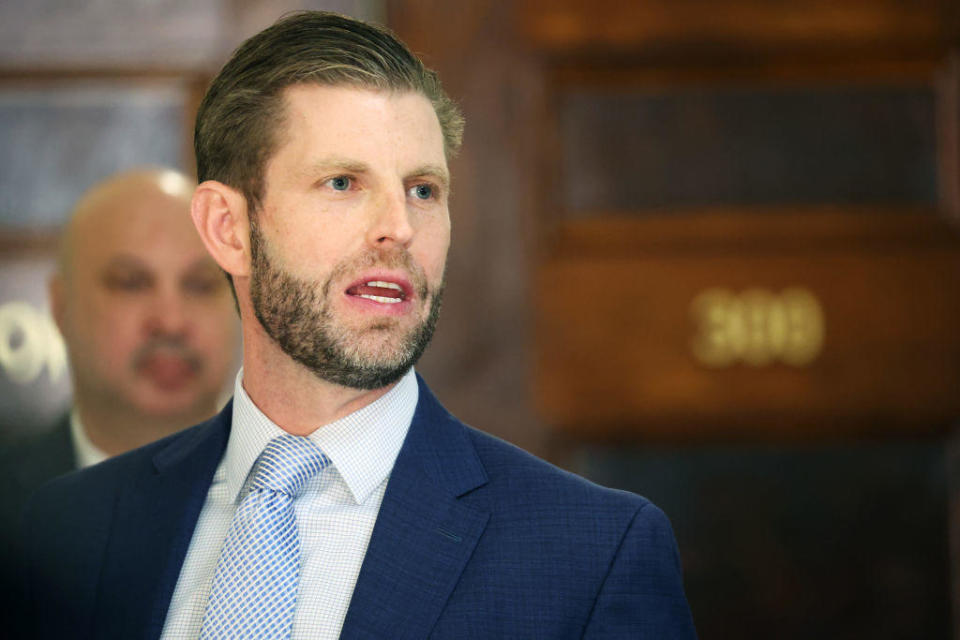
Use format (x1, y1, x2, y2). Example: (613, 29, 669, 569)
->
(365, 189, 414, 249)
(143, 289, 189, 337)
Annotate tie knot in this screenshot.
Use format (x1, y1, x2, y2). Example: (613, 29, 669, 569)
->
(250, 434, 328, 497)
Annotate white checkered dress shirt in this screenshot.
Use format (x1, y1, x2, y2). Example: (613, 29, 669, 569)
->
(160, 368, 417, 639)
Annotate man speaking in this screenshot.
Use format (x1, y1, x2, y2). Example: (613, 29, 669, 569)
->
(19, 11, 696, 639)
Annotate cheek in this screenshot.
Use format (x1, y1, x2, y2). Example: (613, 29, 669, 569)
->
(72, 299, 141, 352)
(192, 306, 239, 358)
(269, 223, 346, 280)
(265, 194, 350, 247)
(417, 224, 451, 279)
(97, 316, 143, 364)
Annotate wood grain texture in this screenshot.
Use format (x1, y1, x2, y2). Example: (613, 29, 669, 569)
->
(519, 0, 954, 55)
(536, 211, 960, 440)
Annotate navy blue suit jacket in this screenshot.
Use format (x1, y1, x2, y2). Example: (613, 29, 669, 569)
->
(19, 378, 696, 638)
(1, 415, 76, 530)
(1, 415, 75, 619)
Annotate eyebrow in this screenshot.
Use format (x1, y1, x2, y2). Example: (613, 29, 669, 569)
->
(102, 254, 217, 276)
(184, 256, 221, 274)
(308, 157, 369, 176)
(103, 254, 147, 271)
(408, 164, 450, 190)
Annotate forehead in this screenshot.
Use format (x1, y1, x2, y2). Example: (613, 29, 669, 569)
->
(70, 187, 206, 268)
(271, 84, 446, 170)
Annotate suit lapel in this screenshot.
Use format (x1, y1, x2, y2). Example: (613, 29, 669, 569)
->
(92, 404, 232, 640)
(341, 378, 489, 640)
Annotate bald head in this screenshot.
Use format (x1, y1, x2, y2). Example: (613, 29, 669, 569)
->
(50, 167, 239, 456)
(57, 168, 195, 279)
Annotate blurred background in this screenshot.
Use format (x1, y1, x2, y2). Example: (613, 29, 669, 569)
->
(2, 0, 959, 637)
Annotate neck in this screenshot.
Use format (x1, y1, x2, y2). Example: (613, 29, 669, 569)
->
(240, 327, 395, 436)
(73, 398, 214, 458)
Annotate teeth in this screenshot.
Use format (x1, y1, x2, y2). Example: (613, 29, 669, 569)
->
(366, 280, 403, 291)
(359, 294, 402, 304)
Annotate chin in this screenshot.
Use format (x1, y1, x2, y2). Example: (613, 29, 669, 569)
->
(343, 343, 412, 369)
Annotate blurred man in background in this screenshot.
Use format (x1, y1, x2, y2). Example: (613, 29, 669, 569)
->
(1, 167, 239, 526)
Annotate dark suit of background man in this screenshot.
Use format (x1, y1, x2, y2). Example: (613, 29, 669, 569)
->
(18, 12, 697, 639)
(0, 168, 238, 608)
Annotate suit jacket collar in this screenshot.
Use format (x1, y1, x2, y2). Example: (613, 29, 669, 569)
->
(340, 374, 490, 639)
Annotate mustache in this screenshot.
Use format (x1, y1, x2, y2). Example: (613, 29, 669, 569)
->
(132, 336, 203, 374)
(328, 248, 431, 300)
(249, 217, 436, 301)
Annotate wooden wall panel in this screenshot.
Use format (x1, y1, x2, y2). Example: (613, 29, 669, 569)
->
(519, 0, 955, 56)
(393, 0, 960, 635)
(558, 85, 937, 213)
(536, 211, 960, 440)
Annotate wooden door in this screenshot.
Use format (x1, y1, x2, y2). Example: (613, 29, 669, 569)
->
(391, 1, 960, 636)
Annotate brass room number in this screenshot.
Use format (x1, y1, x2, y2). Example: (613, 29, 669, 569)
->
(690, 288, 825, 367)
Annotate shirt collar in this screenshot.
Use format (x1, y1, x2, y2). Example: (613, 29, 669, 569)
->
(69, 410, 108, 469)
(226, 367, 417, 505)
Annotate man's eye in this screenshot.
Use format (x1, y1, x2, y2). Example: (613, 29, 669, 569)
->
(103, 273, 150, 291)
(410, 184, 433, 200)
(328, 176, 351, 191)
(183, 275, 221, 296)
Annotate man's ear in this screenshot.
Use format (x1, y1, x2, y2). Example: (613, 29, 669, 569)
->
(191, 181, 251, 278)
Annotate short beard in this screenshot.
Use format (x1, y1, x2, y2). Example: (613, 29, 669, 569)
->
(248, 217, 443, 390)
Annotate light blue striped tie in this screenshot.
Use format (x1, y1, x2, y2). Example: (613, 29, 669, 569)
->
(200, 434, 329, 639)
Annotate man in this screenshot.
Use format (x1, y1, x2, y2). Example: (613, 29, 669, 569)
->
(1, 167, 238, 486)
(2, 167, 239, 625)
(62, 168, 238, 454)
(19, 12, 696, 639)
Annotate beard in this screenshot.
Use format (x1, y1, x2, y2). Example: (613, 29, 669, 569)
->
(248, 217, 444, 390)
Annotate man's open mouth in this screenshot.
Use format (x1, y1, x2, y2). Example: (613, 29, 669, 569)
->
(346, 280, 408, 304)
